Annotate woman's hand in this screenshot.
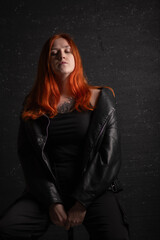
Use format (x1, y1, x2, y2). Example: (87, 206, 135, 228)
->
(65, 201, 87, 230)
(49, 203, 68, 228)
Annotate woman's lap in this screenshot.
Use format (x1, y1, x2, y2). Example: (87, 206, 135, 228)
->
(0, 191, 130, 240)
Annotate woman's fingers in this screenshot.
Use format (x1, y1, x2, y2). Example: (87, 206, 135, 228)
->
(49, 202, 86, 229)
(49, 203, 68, 227)
(67, 202, 86, 227)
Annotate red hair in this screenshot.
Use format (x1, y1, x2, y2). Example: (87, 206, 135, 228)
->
(22, 33, 114, 120)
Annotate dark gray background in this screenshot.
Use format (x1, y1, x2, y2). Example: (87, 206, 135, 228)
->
(0, 0, 160, 239)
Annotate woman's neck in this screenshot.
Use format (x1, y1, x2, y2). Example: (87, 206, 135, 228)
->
(57, 76, 71, 97)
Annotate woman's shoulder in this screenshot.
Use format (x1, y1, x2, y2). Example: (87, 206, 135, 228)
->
(89, 86, 101, 108)
(89, 85, 115, 108)
(89, 85, 115, 97)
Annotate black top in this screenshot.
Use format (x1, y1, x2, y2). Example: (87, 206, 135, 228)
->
(44, 109, 93, 197)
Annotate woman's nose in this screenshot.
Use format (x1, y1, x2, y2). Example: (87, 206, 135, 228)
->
(58, 50, 65, 60)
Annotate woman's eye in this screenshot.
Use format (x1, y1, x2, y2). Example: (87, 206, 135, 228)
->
(65, 48, 71, 53)
(50, 48, 71, 56)
(51, 51, 57, 56)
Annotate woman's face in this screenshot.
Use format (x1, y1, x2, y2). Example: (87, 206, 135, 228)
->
(50, 38, 75, 79)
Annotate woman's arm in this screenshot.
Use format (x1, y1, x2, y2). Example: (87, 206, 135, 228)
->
(17, 118, 63, 208)
(72, 91, 121, 209)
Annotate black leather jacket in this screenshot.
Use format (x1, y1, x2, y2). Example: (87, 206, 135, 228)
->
(17, 87, 122, 209)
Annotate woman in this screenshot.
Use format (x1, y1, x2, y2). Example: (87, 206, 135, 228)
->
(0, 33, 129, 239)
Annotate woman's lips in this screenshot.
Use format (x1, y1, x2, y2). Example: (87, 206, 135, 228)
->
(57, 62, 68, 68)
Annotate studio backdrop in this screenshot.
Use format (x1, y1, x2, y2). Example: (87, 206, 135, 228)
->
(0, 0, 160, 239)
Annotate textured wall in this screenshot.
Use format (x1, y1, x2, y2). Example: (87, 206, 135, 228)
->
(0, 0, 160, 239)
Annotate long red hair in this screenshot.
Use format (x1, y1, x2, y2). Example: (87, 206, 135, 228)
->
(22, 33, 114, 120)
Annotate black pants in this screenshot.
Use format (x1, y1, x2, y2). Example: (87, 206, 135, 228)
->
(0, 190, 130, 240)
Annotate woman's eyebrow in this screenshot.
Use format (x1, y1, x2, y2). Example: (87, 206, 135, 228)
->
(51, 45, 71, 50)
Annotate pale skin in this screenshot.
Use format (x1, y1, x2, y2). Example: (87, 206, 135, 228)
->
(49, 37, 101, 230)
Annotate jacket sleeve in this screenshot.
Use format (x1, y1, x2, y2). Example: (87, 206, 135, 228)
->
(17, 117, 63, 208)
(71, 92, 121, 209)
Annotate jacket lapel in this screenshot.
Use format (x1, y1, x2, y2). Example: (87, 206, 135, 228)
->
(25, 115, 55, 176)
(26, 116, 49, 151)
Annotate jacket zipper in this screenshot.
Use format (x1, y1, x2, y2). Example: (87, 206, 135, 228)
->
(42, 114, 62, 194)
